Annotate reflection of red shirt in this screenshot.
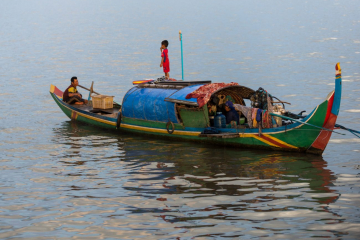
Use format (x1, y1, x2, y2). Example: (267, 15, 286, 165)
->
(161, 48, 170, 73)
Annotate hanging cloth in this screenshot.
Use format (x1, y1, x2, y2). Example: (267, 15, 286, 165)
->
(266, 92, 274, 128)
(234, 104, 253, 128)
(262, 110, 272, 129)
(256, 109, 262, 123)
(185, 82, 239, 108)
(252, 108, 259, 128)
(262, 110, 267, 128)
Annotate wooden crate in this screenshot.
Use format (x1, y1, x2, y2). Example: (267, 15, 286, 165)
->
(92, 95, 114, 109)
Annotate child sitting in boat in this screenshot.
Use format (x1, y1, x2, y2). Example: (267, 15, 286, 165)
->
(63, 76, 88, 105)
(160, 40, 170, 79)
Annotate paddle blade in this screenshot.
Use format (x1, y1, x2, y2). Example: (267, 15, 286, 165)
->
(88, 81, 94, 101)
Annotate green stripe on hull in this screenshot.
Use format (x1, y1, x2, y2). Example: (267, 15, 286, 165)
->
(122, 117, 184, 130)
(271, 100, 328, 148)
(121, 117, 289, 149)
(76, 114, 115, 129)
(119, 123, 290, 152)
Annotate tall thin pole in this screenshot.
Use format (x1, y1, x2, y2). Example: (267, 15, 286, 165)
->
(179, 30, 184, 80)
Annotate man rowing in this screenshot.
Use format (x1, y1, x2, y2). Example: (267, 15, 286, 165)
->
(63, 76, 88, 105)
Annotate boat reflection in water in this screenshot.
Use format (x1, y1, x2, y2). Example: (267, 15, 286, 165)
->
(44, 121, 349, 238)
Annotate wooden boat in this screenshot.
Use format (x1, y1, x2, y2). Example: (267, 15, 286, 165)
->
(50, 63, 342, 155)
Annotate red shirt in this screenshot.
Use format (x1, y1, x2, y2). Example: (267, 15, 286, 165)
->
(161, 48, 169, 64)
(63, 84, 78, 102)
(161, 48, 170, 73)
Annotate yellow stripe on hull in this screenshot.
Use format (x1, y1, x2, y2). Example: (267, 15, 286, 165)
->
(240, 133, 298, 149)
(56, 94, 301, 149)
(77, 111, 116, 126)
(121, 123, 201, 136)
(240, 134, 279, 148)
(263, 134, 298, 149)
(122, 122, 298, 149)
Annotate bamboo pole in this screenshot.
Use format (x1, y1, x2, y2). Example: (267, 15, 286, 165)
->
(270, 112, 344, 135)
(179, 30, 184, 80)
(78, 84, 121, 106)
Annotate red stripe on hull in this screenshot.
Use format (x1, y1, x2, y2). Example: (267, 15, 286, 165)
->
(310, 113, 337, 151)
(260, 135, 292, 149)
(324, 94, 334, 126)
(71, 111, 78, 120)
(53, 86, 64, 98)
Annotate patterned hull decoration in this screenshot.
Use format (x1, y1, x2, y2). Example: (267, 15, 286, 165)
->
(249, 134, 298, 149)
(71, 111, 78, 120)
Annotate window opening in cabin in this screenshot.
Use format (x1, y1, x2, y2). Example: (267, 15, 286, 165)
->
(207, 90, 247, 129)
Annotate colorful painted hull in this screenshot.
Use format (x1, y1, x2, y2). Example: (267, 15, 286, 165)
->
(50, 70, 341, 155)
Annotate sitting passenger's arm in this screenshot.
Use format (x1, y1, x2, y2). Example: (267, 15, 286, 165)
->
(68, 92, 81, 97)
(68, 87, 82, 98)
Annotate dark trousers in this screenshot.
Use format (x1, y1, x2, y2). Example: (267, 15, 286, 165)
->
(66, 96, 85, 104)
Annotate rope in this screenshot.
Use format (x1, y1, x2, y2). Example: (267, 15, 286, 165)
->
(335, 124, 360, 138)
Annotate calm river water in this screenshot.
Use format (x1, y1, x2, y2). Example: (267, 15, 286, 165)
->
(1, 0, 359, 239)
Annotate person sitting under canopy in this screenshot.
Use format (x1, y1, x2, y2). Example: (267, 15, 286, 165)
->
(224, 101, 239, 125)
(63, 76, 88, 105)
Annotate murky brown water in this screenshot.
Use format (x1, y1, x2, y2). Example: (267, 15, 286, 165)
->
(1, 0, 359, 239)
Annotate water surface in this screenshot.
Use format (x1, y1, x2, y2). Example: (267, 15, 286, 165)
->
(0, 0, 359, 239)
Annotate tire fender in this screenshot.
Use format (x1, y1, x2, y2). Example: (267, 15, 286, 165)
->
(166, 121, 175, 134)
(116, 112, 122, 129)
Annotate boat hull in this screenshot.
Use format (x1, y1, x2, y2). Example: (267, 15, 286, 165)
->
(117, 95, 330, 154)
(50, 92, 117, 129)
(50, 92, 330, 155)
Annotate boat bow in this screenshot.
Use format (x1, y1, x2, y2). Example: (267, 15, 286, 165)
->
(307, 63, 342, 154)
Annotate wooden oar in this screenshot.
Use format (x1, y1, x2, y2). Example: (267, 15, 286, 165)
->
(270, 112, 345, 135)
(78, 84, 101, 95)
(78, 84, 121, 106)
(132, 80, 154, 85)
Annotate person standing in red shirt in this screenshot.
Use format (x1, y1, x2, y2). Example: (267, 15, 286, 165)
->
(160, 40, 170, 79)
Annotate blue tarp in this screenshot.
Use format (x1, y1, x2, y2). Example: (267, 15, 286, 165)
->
(121, 84, 205, 123)
(122, 87, 178, 123)
(164, 84, 202, 106)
